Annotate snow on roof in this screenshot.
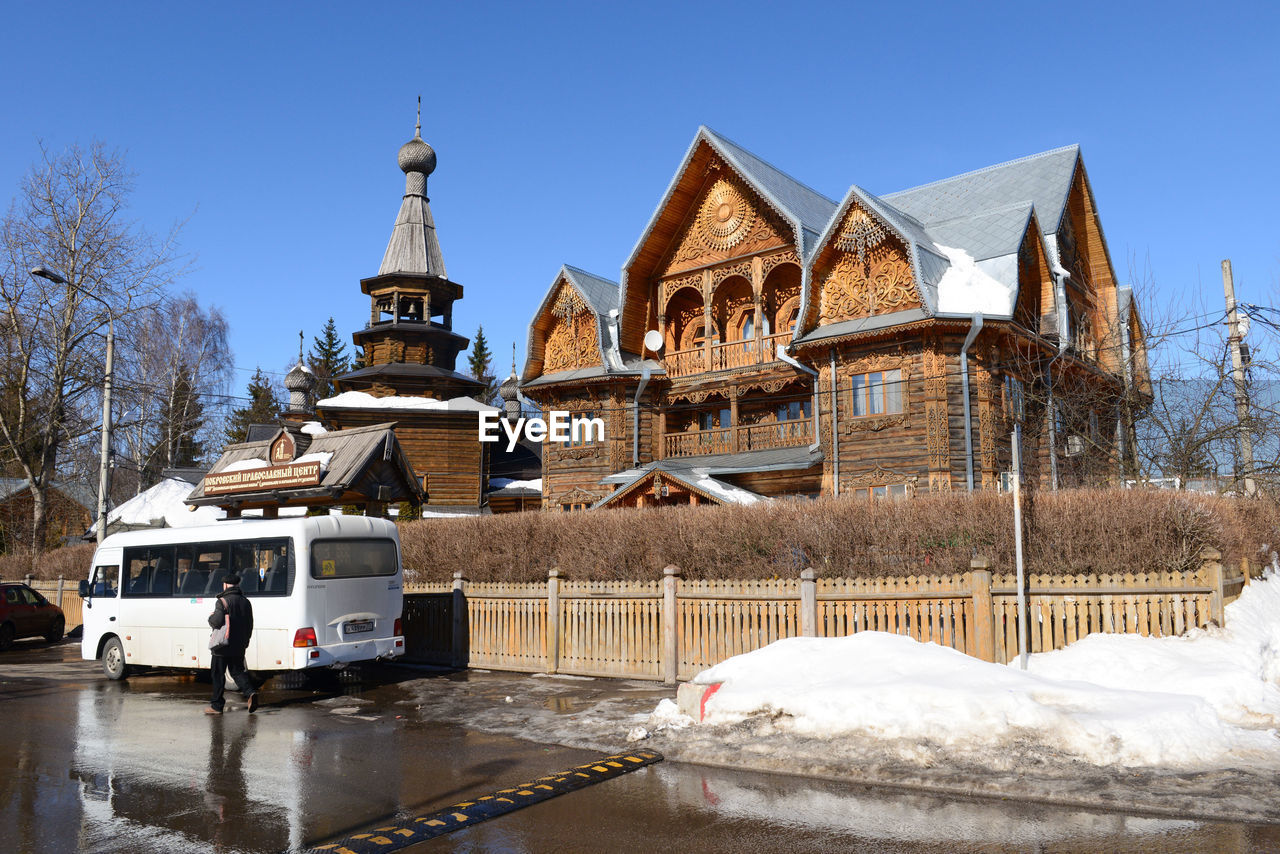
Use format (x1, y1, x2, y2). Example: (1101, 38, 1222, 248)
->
(489, 477, 542, 491)
(934, 244, 1015, 316)
(294, 451, 333, 473)
(684, 573, 1280, 769)
(91, 478, 224, 533)
(300, 421, 328, 436)
(317, 391, 498, 413)
(221, 458, 270, 473)
(688, 469, 765, 505)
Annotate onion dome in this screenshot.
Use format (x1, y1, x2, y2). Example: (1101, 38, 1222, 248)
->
(500, 369, 521, 421)
(398, 134, 437, 177)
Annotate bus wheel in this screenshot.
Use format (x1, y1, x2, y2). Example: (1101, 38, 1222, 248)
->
(102, 637, 128, 680)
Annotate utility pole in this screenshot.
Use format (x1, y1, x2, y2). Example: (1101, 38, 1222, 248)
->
(1222, 260, 1257, 497)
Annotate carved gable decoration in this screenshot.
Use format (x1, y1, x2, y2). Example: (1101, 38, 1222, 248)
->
(556, 486, 602, 506)
(663, 175, 788, 276)
(816, 204, 921, 325)
(543, 283, 600, 373)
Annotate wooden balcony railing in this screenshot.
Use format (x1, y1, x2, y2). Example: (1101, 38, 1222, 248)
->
(663, 417, 813, 458)
(665, 332, 791, 379)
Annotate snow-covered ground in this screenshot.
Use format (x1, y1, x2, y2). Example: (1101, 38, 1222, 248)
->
(655, 573, 1280, 772)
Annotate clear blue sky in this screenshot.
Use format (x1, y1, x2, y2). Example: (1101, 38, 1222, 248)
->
(3, 1, 1277, 401)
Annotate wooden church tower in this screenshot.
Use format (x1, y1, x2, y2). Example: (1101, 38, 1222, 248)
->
(332, 108, 485, 400)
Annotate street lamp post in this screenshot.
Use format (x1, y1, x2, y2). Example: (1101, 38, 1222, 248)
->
(30, 266, 115, 545)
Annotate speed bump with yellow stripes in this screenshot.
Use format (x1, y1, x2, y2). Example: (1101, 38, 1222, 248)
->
(304, 749, 663, 853)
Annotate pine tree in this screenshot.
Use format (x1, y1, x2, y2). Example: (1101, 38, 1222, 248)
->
(224, 368, 282, 445)
(467, 325, 499, 403)
(307, 317, 350, 401)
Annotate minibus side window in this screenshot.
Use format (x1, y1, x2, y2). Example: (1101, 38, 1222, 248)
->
(229, 539, 291, 596)
(122, 546, 176, 597)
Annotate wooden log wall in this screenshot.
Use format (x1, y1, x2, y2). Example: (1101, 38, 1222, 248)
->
(327, 409, 485, 506)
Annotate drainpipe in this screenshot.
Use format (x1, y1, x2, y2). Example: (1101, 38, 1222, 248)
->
(633, 365, 651, 467)
(778, 345, 822, 453)
(1046, 345, 1067, 491)
(961, 312, 984, 492)
(829, 348, 839, 496)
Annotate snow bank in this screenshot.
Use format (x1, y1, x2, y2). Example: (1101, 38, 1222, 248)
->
(935, 244, 1015, 315)
(683, 575, 1280, 769)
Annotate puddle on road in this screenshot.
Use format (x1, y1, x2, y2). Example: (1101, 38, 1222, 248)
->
(544, 695, 579, 713)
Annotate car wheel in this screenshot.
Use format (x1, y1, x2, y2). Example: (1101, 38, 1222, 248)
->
(0, 622, 14, 651)
(45, 617, 65, 643)
(102, 636, 128, 680)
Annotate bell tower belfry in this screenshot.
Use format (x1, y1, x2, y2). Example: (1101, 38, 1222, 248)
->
(333, 104, 485, 399)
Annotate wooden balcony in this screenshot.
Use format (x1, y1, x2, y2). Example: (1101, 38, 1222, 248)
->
(664, 417, 814, 458)
(665, 332, 791, 379)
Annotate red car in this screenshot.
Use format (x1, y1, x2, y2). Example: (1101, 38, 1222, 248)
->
(0, 582, 65, 650)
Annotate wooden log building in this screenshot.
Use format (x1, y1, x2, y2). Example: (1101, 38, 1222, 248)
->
(521, 128, 1150, 509)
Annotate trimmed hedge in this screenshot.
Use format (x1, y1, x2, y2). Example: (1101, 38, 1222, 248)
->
(399, 489, 1280, 584)
(10, 490, 1277, 586)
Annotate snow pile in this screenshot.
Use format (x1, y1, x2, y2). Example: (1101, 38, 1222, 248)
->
(300, 421, 328, 436)
(682, 575, 1280, 769)
(935, 244, 1015, 315)
(318, 391, 498, 412)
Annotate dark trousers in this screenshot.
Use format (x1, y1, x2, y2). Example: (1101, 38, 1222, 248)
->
(210, 651, 256, 711)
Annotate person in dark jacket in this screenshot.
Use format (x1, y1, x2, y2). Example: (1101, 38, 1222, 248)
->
(206, 573, 259, 715)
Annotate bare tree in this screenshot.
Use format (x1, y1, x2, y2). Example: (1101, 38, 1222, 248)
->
(0, 142, 182, 553)
(115, 293, 232, 488)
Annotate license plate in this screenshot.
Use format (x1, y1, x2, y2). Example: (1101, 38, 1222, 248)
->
(345, 620, 374, 634)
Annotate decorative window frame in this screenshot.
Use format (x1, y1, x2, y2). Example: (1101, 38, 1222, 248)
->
(842, 465, 918, 500)
(841, 354, 911, 433)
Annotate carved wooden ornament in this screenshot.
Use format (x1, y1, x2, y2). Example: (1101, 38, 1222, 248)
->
(543, 284, 599, 373)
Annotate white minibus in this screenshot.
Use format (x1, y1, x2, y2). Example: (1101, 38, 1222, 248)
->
(79, 515, 405, 680)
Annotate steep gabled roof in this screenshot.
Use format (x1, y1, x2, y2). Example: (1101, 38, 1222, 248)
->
(523, 265, 623, 382)
(920, 201, 1035, 263)
(883, 144, 1080, 234)
(701, 128, 838, 260)
(803, 185, 951, 325)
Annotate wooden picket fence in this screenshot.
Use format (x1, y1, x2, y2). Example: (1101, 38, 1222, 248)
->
(403, 548, 1254, 682)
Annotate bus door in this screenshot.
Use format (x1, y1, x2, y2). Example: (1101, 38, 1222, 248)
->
(80, 550, 122, 654)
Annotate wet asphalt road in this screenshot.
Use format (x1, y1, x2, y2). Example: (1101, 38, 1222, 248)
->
(4, 638, 1280, 853)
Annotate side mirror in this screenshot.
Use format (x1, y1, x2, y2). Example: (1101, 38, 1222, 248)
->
(78, 580, 90, 598)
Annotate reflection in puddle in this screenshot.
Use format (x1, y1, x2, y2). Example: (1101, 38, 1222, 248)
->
(544, 696, 579, 713)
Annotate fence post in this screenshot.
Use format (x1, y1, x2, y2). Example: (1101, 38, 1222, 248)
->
(451, 570, 469, 669)
(968, 556, 995, 663)
(56, 575, 65, 608)
(1201, 547, 1225, 625)
(24, 573, 32, 587)
(800, 568, 817, 637)
(546, 568, 561, 674)
(662, 565, 681, 684)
